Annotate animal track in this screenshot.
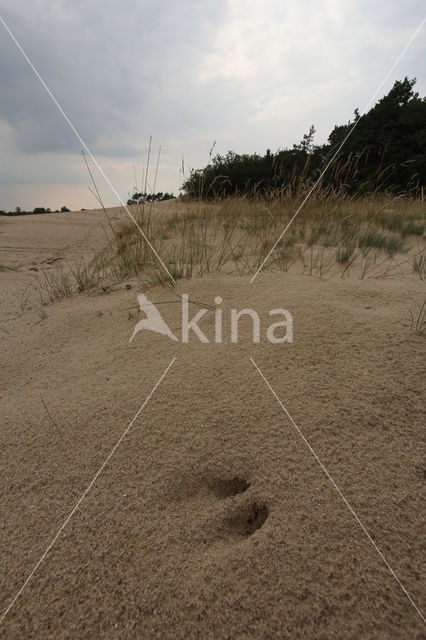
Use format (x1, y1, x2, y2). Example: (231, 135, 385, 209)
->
(206, 476, 268, 537)
(208, 476, 250, 498)
(167, 471, 268, 540)
(224, 501, 268, 536)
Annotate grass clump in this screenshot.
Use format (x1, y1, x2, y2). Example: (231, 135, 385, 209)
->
(401, 220, 424, 237)
(38, 262, 73, 300)
(411, 298, 426, 335)
(358, 228, 388, 250)
(411, 252, 425, 279)
(25, 162, 425, 306)
(358, 228, 404, 256)
(383, 234, 404, 256)
(336, 245, 356, 264)
(37, 258, 103, 302)
(93, 191, 423, 287)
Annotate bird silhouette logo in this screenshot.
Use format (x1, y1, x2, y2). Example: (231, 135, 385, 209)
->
(129, 293, 178, 342)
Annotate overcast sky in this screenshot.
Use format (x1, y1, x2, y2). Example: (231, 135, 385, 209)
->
(0, 0, 425, 211)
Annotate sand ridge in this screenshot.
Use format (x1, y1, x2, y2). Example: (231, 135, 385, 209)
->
(0, 208, 425, 638)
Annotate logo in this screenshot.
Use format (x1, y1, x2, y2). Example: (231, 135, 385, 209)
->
(130, 293, 178, 342)
(130, 293, 293, 344)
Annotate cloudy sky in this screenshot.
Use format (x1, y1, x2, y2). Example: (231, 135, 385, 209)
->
(0, 0, 425, 211)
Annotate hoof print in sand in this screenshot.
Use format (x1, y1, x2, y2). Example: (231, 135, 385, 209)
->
(226, 501, 268, 536)
(210, 476, 250, 498)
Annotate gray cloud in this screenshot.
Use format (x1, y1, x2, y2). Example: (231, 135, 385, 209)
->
(0, 0, 227, 154)
(0, 0, 424, 210)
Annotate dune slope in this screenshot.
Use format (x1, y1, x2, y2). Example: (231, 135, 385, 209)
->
(0, 210, 425, 638)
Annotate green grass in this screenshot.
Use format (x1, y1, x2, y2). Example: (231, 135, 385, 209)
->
(401, 221, 424, 237)
(383, 233, 404, 256)
(90, 192, 424, 287)
(358, 228, 404, 256)
(358, 228, 388, 249)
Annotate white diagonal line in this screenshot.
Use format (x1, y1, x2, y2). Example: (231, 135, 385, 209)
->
(250, 16, 426, 283)
(0, 15, 175, 285)
(0, 356, 176, 626)
(250, 357, 425, 623)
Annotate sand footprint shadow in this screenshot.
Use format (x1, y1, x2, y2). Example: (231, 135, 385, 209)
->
(223, 501, 269, 536)
(208, 476, 268, 538)
(167, 471, 268, 541)
(208, 476, 250, 499)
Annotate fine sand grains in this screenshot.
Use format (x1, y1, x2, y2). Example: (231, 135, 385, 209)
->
(0, 209, 425, 638)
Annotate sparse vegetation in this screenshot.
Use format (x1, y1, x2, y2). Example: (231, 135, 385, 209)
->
(411, 298, 426, 335)
(32, 185, 424, 303)
(28, 77, 425, 302)
(412, 251, 426, 279)
(0, 264, 18, 272)
(38, 263, 74, 300)
(80, 188, 423, 290)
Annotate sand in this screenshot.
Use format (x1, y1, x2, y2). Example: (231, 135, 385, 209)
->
(0, 207, 425, 638)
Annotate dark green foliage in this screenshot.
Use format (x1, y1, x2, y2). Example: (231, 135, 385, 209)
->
(0, 205, 71, 216)
(182, 78, 426, 198)
(327, 77, 426, 194)
(183, 147, 322, 198)
(127, 192, 175, 205)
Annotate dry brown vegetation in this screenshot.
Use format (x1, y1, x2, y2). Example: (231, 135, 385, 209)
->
(38, 190, 425, 316)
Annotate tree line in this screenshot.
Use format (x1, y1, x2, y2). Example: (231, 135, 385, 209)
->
(0, 206, 71, 216)
(182, 78, 426, 198)
(127, 192, 175, 205)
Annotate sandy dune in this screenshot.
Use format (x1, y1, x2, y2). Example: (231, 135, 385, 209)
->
(0, 207, 425, 638)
